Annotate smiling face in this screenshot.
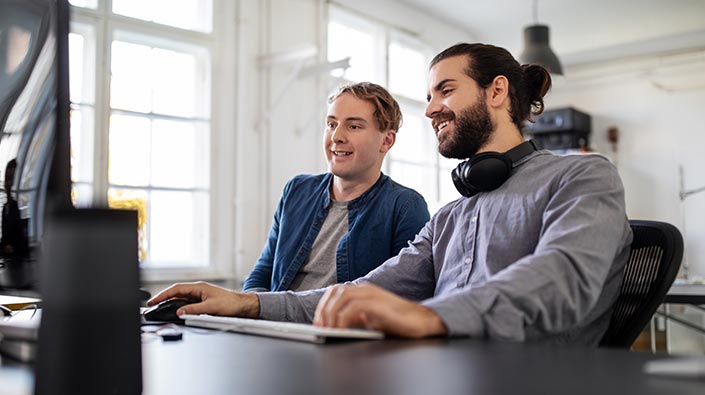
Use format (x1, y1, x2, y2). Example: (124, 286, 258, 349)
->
(324, 93, 395, 185)
(425, 55, 496, 159)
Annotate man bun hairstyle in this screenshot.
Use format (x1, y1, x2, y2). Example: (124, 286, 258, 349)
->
(430, 43, 552, 131)
(521, 64, 552, 118)
(328, 82, 403, 132)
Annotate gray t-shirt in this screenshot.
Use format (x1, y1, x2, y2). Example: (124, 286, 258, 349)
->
(288, 200, 348, 291)
(257, 150, 632, 345)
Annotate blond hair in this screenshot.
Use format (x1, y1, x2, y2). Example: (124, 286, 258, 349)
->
(328, 82, 402, 132)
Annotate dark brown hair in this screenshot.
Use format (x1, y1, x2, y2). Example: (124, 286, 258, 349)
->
(430, 43, 551, 130)
(328, 82, 403, 132)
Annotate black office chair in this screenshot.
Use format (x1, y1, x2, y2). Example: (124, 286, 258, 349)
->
(599, 220, 684, 348)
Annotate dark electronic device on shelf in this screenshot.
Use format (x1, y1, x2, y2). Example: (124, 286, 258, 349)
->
(523, 107, 592, 150)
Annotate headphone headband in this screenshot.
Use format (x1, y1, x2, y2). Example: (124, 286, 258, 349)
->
(504, 139, 539, 165)
(451, 139, 539, 198)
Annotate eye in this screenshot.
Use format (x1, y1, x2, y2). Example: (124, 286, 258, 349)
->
(326, 121, 336, 129)
(441, 88, 453, 96)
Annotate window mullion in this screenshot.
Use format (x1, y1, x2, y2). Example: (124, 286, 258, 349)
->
(92, 4, 112, 206)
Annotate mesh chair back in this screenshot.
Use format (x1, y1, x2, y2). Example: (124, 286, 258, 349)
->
(599, 220, 683, 348)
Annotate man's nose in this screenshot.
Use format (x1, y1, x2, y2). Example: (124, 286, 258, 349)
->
(331, 125, 347, 142)
(425, 98, 442, 119)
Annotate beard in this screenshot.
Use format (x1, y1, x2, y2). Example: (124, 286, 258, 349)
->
(437, 97, 494, 159)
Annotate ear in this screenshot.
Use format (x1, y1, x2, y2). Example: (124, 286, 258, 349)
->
(486, 75, 509, 109)
(380, 130, 396, 153)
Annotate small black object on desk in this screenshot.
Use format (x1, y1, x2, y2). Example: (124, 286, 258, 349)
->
(143, 299, 190, 323)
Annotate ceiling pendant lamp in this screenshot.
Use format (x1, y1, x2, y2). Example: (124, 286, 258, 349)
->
(519, 0, 563, 75)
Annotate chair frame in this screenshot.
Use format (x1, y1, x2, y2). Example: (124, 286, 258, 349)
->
(599, 220, 684, 348)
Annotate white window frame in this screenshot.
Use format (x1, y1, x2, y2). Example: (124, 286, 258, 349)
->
(68, 1, 237, 282)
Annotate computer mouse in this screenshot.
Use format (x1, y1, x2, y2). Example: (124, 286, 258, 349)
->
(143, 299, 190, 323)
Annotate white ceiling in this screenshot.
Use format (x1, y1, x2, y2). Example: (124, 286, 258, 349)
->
(398, 0, 705, 66)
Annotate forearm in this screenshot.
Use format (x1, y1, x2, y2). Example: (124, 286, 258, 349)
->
(361, 227, 436, 301)
(257, 288, 325, 323)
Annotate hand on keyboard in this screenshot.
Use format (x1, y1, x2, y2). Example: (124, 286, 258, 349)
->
(313, 283, 448, 338)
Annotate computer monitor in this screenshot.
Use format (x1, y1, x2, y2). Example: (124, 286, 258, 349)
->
(0, 0, 73, 291)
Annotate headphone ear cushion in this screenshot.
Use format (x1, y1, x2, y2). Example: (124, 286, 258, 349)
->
(451, 164, 474, 197)
(453, 153, 513, 197)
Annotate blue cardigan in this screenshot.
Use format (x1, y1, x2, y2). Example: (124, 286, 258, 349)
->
(243, 173, 430, 291)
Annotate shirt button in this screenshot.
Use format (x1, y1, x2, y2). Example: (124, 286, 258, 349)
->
(471, 216, 477, 223)
(465, 258, 471, 264)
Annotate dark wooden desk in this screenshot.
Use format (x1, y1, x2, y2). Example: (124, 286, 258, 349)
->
(656, 284, 705, 343)
(664, 284, 705, 305)
(140, 329, 705, 395)
(2, 328, 704, 394)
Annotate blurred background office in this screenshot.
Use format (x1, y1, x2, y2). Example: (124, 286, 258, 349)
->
(61, 0, 705, 353)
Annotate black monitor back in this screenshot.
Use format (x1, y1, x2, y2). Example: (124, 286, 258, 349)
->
(0, 0, 73, 291)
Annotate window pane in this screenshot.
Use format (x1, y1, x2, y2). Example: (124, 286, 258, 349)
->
(69, 106, 94, 184)
(439, 162, 461, 206)
(108, 188, 148, 262)
(389, 41, 428, 101)
(112, 0, 213, 33)
(328, 21, 378, 82)
(109, 114, 151, 186)
(151, 120, 209, 188)
(68, 33, 85, 104)
(69, 0, 97, 9)
(111, 40, 209, 118)
(390, 108, 436, 165)
(151, 48, 201, 117)
(111, 41, 152, 113)
(149, 190, 209, 267)
(388, 161, 435, 204)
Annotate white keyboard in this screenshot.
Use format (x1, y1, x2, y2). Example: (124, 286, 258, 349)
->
(181, 314, 384, 344)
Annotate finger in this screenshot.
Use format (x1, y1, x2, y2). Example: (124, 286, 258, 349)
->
(323, 285, 377, 328)
(148, 282, 202, 306)
(313, 287, 334, 326)
(147, 284, 185, 305)
(315, 285, 344, 327)
(332, 299, 370, 329)
(359, 312, 380, 330)
(176, 300, 212, 316)
(318, 284, 354, 327)
(323, 285, 360, 328)
(316, 285, 342, 326)
(350, 298, 433, 338)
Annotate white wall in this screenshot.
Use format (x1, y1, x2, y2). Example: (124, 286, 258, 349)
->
(550, 53, 705, 281)
(332, 0, 473, 51)
(232, 0, 471, 281)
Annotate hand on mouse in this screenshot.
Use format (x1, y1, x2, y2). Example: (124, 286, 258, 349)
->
(148, 281, 260, 318)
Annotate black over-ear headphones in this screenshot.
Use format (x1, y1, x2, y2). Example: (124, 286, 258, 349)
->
(451, 139, 539, 197)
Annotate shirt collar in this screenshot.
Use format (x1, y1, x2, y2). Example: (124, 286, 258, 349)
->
(322, 172, 387, 210)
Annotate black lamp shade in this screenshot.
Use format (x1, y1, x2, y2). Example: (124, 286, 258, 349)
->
(519, 24, 563, 75)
